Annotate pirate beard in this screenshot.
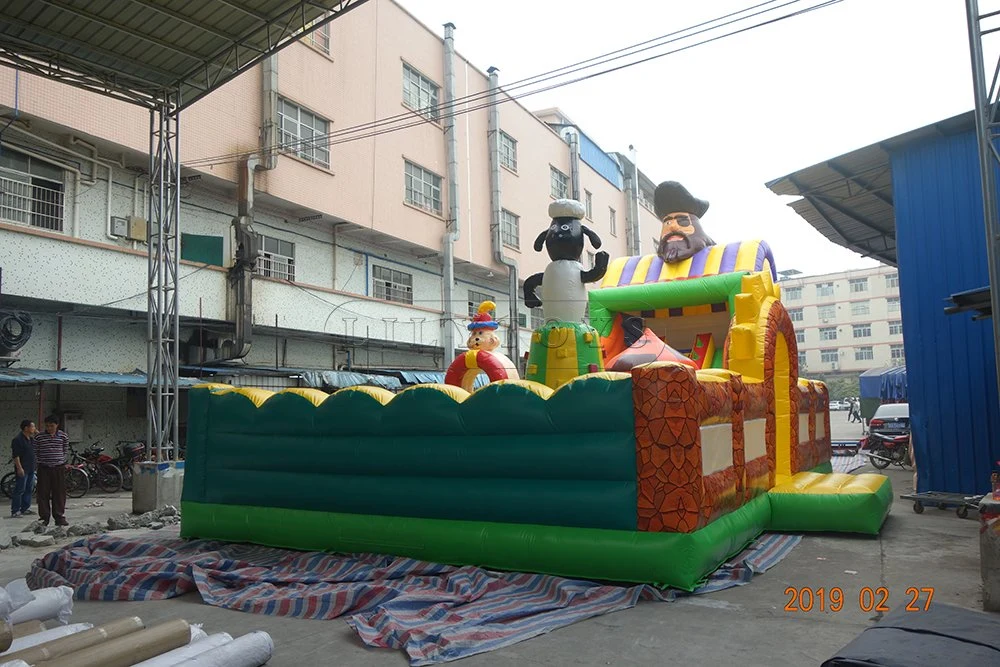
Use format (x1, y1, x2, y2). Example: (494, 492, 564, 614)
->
(658, 233, 692, 262)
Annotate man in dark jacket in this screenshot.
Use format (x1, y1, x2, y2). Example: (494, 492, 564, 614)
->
(10, 419, 37, 518)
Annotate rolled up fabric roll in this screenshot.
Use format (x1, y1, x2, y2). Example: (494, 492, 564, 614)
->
(132, 633, 234, 667)
(1, 623, 92, 655)
(175, 631, 274, 667)
(35, 619, 190, 667)
(1, 617, 144, 664)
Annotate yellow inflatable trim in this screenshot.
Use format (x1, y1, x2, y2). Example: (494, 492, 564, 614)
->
(197, 372, 634, 409)
(492, 379, 554, 400)
(770, 472, 887, 495)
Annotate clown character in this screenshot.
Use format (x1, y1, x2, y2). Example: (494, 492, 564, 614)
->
(467, 300, 502, 352)
(653, 181, 716, 263)
(444, 301, 520, 392)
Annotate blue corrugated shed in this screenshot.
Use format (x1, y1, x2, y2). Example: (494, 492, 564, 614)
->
(578, 131, 623, 190)
(891, 129, 1000, 493)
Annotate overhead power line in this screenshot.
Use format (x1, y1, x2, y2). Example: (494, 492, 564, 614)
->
(184, 0, 843, 169)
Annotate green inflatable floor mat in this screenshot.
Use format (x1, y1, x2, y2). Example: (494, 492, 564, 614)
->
(182, 494, 772, 591)
(767, 472, 893, 535)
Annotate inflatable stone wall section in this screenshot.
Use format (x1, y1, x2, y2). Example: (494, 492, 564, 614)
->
(631, 363, 758, 534)
(743, 381, 771, 500)
(795, 380, 832, 473)
(182, 375, 640, 531)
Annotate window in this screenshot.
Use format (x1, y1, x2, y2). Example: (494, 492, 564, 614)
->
(584, 190, 593, 219)
(517, 313, 527, 327)
(501, 209, 520, 249)
(306, 20, 330, 54)
(531, 307, 545, 329)
(404, 160, 442, 214)
(855, 346, 874, 361)
(818, 304, 836, 320)
(785, 286, 802, 301)
(788, 308, 803, 322)
(278, 98, 330, 167)
(798, 351, 807, 369)
(885, 273, 899, 289)
(402, 63, 440, 121)
(849, 277, 868, 293)
(887, 296, 900, 313)
(499, 131, 517, 172)
(550, 166, 569, 198)
(890, 343, 905, 361)
(889, 320, 903, 336)
(819, 326, 837, 341)
(851, 301, 870, 316)
(820, 349, 838, 364)
(795, 330, 805, 344)
(852, 324, 871, 338)
(609, 208, 617, 236)
(638, 189, 654, 212)
(1, 147, 67, 232)
(587, 251, 596, 268)
(816, 282, 834, 298)
(256, 235, 295, 281)
(468, 290, 495, 318)
(372, 265, 413, 304)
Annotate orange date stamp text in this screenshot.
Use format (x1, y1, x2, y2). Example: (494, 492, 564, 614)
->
(783, 586, 935, 613)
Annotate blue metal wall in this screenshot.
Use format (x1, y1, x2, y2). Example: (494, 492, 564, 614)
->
(578, 131, 623, 190)
(891, 129, 1000, 493)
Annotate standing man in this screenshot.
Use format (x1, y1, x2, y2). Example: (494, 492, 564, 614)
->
(10, 420, 36, 518)
(33, 415, 69, 527)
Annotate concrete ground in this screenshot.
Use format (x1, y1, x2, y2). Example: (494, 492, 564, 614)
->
(0, 411, 989, 666)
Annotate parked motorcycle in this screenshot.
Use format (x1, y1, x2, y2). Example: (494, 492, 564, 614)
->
(114, 441, 146, 491)
(71, 443, 124, 494)
(863, 431, 912, 470)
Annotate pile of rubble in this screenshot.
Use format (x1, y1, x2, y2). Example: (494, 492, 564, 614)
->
(5, 506, 181, 550)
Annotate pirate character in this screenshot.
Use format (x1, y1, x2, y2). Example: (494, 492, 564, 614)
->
(653, 181, 715, 263)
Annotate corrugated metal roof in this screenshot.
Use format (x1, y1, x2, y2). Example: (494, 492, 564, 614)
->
(765, 111, 977, 267)
(0, 367, 200, 387)
(0, 0, 369, 110)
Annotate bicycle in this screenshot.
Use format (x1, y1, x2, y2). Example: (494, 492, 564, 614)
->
(1, 459, 89, 500)
(69, 442, 124, 494)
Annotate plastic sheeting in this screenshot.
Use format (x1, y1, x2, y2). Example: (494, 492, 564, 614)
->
(8, 587, 73, 625)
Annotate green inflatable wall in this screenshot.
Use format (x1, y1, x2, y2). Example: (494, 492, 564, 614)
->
(183, 377, 638, 531)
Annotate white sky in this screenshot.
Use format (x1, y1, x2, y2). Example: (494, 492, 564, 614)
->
(398, 0, 976, 276)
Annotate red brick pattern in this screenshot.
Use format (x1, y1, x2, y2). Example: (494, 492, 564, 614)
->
(816, 383, 832, 466)
(729, 375, 747, 499)
(745, 456, 771, 499)
(702, 466, 741, 524)
(763, 304, 800, 485)
(632, 364, 707, 533)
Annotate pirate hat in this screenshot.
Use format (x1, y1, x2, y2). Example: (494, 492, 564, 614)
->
(468, 300, 500, 331)
(653, 181, 710, 220)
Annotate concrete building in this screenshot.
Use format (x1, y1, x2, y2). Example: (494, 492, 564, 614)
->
(0, 0, 660, 446)
(778, 265, 903, 375)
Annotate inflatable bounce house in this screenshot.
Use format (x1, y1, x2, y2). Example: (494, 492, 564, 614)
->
(180, 182, 892, 591)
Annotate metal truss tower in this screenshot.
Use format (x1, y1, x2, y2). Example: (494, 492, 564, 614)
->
(146, 99, 181, 462)
(965, 0, 1000, 399)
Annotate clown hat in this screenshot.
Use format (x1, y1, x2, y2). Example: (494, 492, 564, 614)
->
(468, 300, 499, 331)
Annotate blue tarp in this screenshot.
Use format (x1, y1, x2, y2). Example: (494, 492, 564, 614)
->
(389, 370, 488, 389)
(859, 366, 907, 401)
(300, 370, 401, 391)
(0, 368, 200, 387)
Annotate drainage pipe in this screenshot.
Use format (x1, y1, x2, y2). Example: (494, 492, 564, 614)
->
(441, 22, 459, 367)
(487, 66, 519, 363)
(567, 130, 580, 201)
(627, 145, 642, 256)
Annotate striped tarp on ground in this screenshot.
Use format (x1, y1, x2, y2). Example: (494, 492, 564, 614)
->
(27, 532, 801, 665)
(832, 453, 869, 474)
